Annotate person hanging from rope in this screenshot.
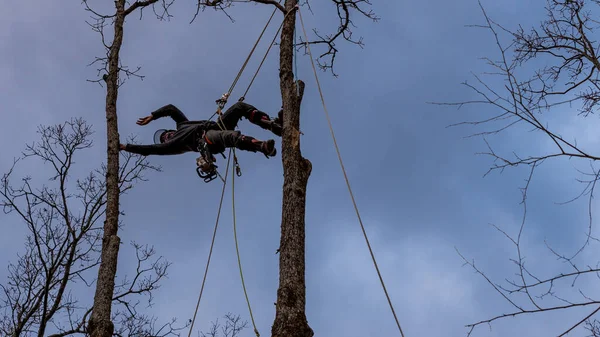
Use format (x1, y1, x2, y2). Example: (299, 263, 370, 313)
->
(119, 102, 281, 158)
(147, 101, 282, 137)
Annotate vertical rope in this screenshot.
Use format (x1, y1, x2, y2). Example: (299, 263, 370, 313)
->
(187, 151, 233, 337)
(297, 7, 406, 337)
(232, 159, 260, 337)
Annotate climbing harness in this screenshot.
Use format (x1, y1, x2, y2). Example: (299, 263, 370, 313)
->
(194, 128, 237, 183)
(297, 7, 406, 337)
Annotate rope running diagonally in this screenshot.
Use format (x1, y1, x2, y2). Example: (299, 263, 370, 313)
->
(297, 7, 407, 337)
(226, 6, 278, 97)
(209, 2, 281, 121)
(187, 151, 233, 337)
(241, 7, 296, 100)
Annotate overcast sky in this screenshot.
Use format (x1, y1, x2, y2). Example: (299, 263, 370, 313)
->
(2, 1, 600, 336)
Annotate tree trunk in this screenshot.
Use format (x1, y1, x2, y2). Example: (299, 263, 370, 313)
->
(271, 1, 313, 336)
(88, 1, 125, 336)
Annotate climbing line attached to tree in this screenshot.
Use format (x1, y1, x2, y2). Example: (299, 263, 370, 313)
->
(210, 1, 285, 121)
(231, 158, 260, 337)
(241, 7, 295, 101)
(187, 151, 233, 337)
(227, 6, 278, 98)
(206, 5, 282, 181)
(297, 8, 406, 337)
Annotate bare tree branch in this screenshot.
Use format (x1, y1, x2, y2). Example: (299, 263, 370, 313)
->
(199, 313, 248, 337)
(295, 0, 378, 76)
(435, 0, 600, 335)
(190, 0, 376, 75)
(0, 119, 183, 337)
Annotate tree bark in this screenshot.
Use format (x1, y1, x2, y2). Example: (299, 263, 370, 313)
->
(271, 1, 313, 336)
(88, 1, 126, 336)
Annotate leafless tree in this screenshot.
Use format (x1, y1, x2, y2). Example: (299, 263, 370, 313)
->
(0, 119, 184, 337)
(81, 0, 175, 336)
(186, 1, 377, 337)
(436, 0, 600, 335)
(199, 313, 248, 337)
(586, 319, 600, 336)
(192, 0, 378, 76)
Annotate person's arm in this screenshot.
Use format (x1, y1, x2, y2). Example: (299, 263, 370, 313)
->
(150, 104, 189, 124)
(123, 141, 187, 156)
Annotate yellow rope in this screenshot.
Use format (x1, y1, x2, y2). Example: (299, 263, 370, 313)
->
(187, 151, 233, 337)
(231, 155, 260, 337)
(297, 8, 406, 337)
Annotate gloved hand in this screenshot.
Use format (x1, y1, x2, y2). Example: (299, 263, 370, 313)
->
(136, 115, 153, 126)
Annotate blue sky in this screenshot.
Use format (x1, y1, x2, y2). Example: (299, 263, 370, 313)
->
(2, 0, 600, 336)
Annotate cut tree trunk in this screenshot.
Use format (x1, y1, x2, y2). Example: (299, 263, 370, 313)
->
(271, 0, 314, 336)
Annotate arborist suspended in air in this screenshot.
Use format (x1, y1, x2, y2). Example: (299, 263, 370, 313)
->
(119, 101, 283, 180)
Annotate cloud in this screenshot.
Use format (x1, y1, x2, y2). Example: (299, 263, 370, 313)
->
(307, 224, 478, 336)
(3, 1, 600, 337)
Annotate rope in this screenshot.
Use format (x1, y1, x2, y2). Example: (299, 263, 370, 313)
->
(241, 7, 296, 100)
(209, 3, 281, 121)
(211, 2, 292, 176)
(231, 158, 260, 337)
(187, 151, 233, 337)
(227, 6, 278, 96)
(297, 8, 406, 337)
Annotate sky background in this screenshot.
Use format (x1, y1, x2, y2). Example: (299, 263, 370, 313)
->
(2, 0, 600, 336)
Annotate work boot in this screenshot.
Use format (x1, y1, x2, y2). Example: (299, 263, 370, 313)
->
(268, 120, 282, 137)
(260, 139, 277, 158)
(257, 116, 281, 137)
(249, 109, 282, 137)
(270, 108, 283, 136)
(273, 108, 283, 125)
(237, 136, 277, 158)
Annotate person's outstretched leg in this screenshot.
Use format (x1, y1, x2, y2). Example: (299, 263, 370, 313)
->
(204, 130, 277, 158)
(218, 102, 282, 136)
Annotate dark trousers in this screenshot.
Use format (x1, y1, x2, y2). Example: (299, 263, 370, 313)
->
(216, 102, 268, 130)
(203, 129, 258, 154)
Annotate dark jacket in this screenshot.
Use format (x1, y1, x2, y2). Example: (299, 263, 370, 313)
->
(125, 104, 218, 156)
